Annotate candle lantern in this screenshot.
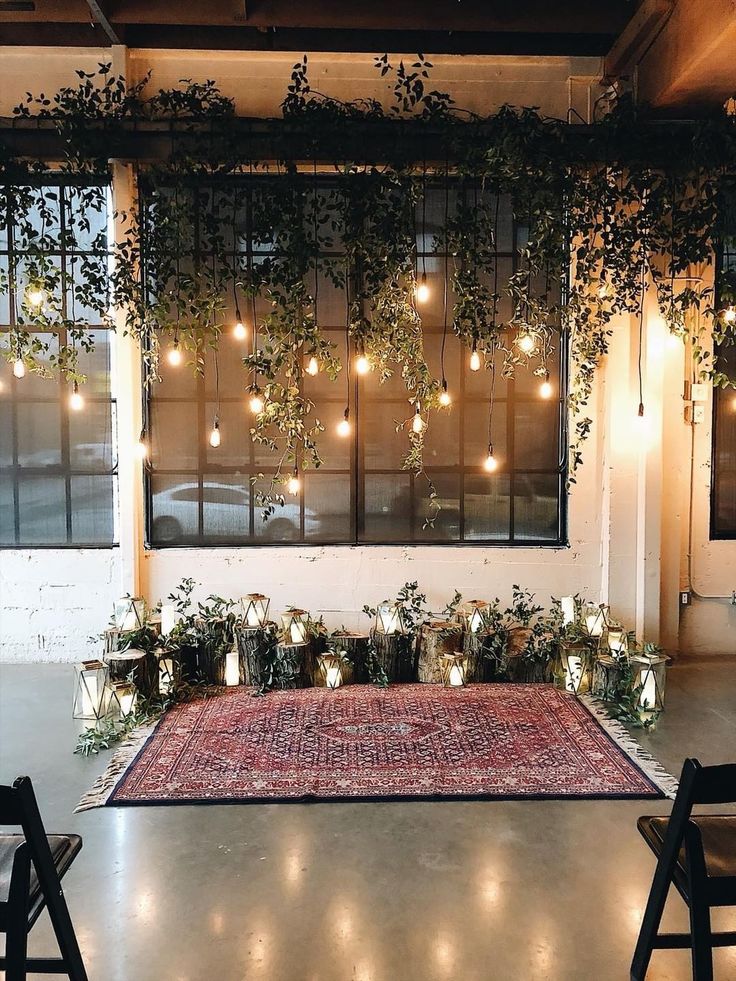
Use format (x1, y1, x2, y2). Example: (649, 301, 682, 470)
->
(157, 650, 177, 696)
(440, 651, 469, 688)
(556, 643, 592, 696)
(224, 647, 241, 687)
(107, 680, 138, 720)
(241, 593, 270, 628)
(113, 596, 146, 632)
(375, 603, 406, 636)
(560, 595, 576, 627)
(582, 602, 608, 640)
(631, 650, 670, 717)
(606, 623, 629, 660)
(281, 609, 310, 645)
(160, 604, 182, 637)
(317, 651, 345, 690)
(457, 600, 489, 634)
(72, 660, 109, 723)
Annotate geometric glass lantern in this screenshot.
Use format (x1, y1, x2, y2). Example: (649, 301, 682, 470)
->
(556, 643, 592, 696)
(157, 650, 177, 696)
(606, 623, 628, 660)
(241, 593, 270, 628)
(106, 680, 138, 720)
(375, 603, 406, 635)
(113, 596, 146, 632)
(316, 651, 345, 689)
(281, 609, 309, 645)
(582, 602, 607, 640)
(630, 650, 670, 717)
(457, 600, 489, 634)
(440, 651, 469, 688)
(72, 659, 109, 723)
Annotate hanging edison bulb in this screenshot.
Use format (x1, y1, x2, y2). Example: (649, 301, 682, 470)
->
(484, 445, 498, 473)
(209, 416, 221, 448)
(439, 380, 451, 407)
(233, 318, 247, 341)
(355, 348, 370, 375)
(24, 282, 46, 310)
(539, 372, 553, 399)
(337, 408, 351, 437)
(136, 434, 148, 459)
(722, 305, 736, 325)
(415, 271, 430, 304)
(469, 342, 481, 372)
(287, 469, 301, 496)
(249, 389, 264, 414)
(412, 404, 425, 434)
(516, 330, 536, 355)
(13, 359, 26, 379)
(167, 340, 183, 367)
(69, 380, 84, 412)
(305, 355, 319, 376)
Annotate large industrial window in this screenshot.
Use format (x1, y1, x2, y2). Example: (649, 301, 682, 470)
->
(147, 182, 567, 547)
(0, 183, 115, 547)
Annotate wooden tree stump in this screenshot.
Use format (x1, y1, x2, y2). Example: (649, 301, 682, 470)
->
(275, 642, 309, 689)
(460, 631, 483, 682)
(105, 647, 157, 699)
(369, 630, 413, 683)
(330, 632, 372, 684)
(175, 644, 200, 683)
(236, 627, 267, 686)
(417, 620, 463, 684)
(197, 641, 226, 685)
(592, 654, 626, 700)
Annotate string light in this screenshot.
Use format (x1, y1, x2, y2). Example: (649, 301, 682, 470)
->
(517, 331, 536, 355)
(233, 319, 247, 341)
(69, 380, 84, 412)
(287, 469, 300, 496)
(722, 305, 736, 325)
(439, 380, 451, 407)
(355, 349, 370, 375)
(412, 404, 425, 434)
(540, 372, 553, 399)
(209, 416, 221, 448)
(337, 407, 351, 437)
(167, 339, 182, 367)
(249, 390, 264, 414)
(13, 359, 25, 379)
(416, 272, 430, 304)
(24, 283, 46, 309)
(484, 446, 498, 473)
(305, 355, 319, 376)
(469, 342, 481, 372)
(136, 431, 148, 459)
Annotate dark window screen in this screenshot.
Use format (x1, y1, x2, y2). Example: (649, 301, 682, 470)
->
(147, 182, 567, 547)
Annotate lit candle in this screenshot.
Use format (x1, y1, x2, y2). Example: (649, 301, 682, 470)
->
(378, 604, 401, 634)
(225, 648, 240, 687)
(585, 612, 604, 637)
(564, 654, 583, 693)
(608, 628, 626, 659)
(158, 657, 175, 695)
(326, 665, 342, 689)
(160, 604, 179, 636)
(560, 596, 575, 626)
(290, 620, 307, 644)
(639, 668, 657, 711)
(81, 673, 99, 717)
(449, 664, 464, 687)
(468, 609, 483, 633)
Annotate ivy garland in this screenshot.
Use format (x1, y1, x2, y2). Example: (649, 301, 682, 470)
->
(2, 56, 736, 514)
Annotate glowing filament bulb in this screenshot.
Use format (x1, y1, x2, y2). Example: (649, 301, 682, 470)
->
(233, 320, 247, 341)
(287, 471, 300, 496)
(136, 438, 148, 459)
(723, 306, 736, 325)
(356, 354, 370, 375)
(439, 381, 451, 407)
(209, 418, 221, 448)
(540, 373, 553, 399)
(249, 392, 264, 414)
(517, 332, 536, 355)
(13, 359, 26, 379)
(337, 408, 351, 437)
(306, 356, 319, 376)
(416, 273, 430, 304)
(25, 284, 46, 309)
(69, 381, 84, 412)
(469, 348, 481, 372)
(167, 341, 182, 367)
(484, 448, 498, 473)
(412, 406, 425, 434)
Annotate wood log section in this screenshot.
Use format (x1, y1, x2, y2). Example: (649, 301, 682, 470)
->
(460, 630, 484, 682)
(330, 632, 372, 684)
(197, 641, 226, 685)
(236, 626, 267, 686)
(592, 654, 626, 700)
(504, 627, 535, 683)
(276, 642, 309, 689)
(104, 647, 157, 699)
(417, 620, 463, 684)
(369, 629, 414, 683)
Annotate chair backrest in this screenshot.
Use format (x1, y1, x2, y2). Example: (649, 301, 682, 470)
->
(689, 760, 736, 806)
(0, 776, 66, 904)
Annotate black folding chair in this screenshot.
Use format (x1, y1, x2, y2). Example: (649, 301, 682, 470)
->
(0, 776, 87, 980)
(632, 758, 736, 981)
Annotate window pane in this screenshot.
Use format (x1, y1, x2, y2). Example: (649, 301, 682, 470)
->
(17, 476, 67, 544)
(0, 475, 15, 543)
(71, 475, 114, 544)
(16, 403, 62, 467)
(514, 474, 561, 541)
(413, 473, 461, 541)
(202, 476, 250, 542)
(363, 473, 411, 542)
(151, 473, 201, 543)
(304, 472, 351, 542)
(464, 474, 511, 541)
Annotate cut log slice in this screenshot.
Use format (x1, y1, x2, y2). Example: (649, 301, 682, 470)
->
(104, 646, 157, 699)
(236, 626, 267, 687)
(417, 620, 463, 684)
(330, 632, 372, 684)
(369, 630, 413, 683)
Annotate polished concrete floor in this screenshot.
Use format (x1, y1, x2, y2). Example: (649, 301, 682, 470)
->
(2, 659, 736, 981)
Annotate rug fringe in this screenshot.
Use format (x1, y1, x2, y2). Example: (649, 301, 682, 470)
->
(75, 719, 160, 812)
(580, 695, 679, 799)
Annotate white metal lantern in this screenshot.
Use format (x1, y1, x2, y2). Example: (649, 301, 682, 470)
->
(631, 650, 670, 717)
(72, 660, 109, 722)
(440, 651, 469, 688)
(557, 643, 591, 696)
(375, 603, 406, 635)
(225, 647, 240, 686)
(241, 593, 270, 628)
(113, 596, 146, 632)
(458, 600, 489, 634)
(107, 680, 138, 720)
(281, 609, 309, 645)
(582, 602, 607, 639)
(317, 651, 344, 690)
(606, 623, 628, 660)
(157, 651, 176, 696)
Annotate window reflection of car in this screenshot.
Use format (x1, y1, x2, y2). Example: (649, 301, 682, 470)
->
(152, 481, 322, 543)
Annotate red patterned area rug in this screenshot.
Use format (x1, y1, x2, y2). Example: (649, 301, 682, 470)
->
(77, 684, 678, 810)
